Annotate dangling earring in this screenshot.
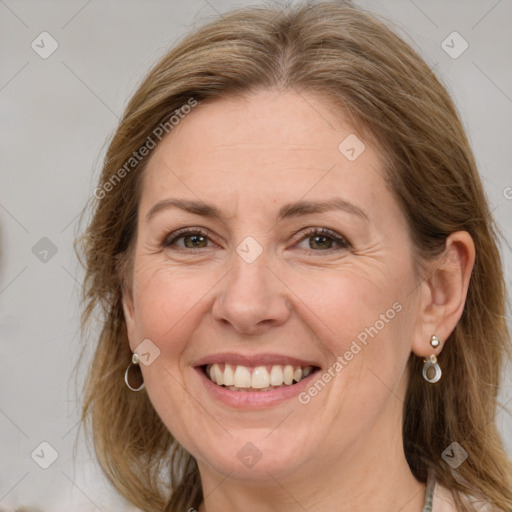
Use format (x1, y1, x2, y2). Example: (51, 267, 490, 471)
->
(422, 335, 442, 383)
(124, 353, 145, 391)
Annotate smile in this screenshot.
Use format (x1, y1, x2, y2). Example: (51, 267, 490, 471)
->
(194, 353, 322, 408)
(204, 363, 315, 391)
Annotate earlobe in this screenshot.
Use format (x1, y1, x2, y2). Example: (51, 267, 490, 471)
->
(411, 231, 475, 357)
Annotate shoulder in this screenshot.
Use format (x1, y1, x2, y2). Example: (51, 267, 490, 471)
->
(433, 482, 498, 512)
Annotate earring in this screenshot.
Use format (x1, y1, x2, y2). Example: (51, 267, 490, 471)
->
(422, 335, 442, 383)
(422, 354, 442, 383)
(124, 353, 145, 391)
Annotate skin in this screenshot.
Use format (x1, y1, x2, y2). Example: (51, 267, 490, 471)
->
(122, 89, 475, 512)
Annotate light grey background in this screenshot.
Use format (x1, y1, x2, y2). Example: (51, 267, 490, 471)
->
(1, 0, 511, 510)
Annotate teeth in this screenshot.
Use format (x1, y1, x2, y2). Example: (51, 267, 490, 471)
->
(269, 365, 283, 386)
(233, 365, 252, 388)
(251, 366, 270, 389)
(206, 363, 315, 390)
(283, 365, 294, 385)
(223, 363, 234, 386)
(213, 364, 224, 386)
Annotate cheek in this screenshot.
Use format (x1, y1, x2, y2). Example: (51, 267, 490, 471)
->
(129, 266, 209, 439)
(296, 265, 414, 404)
(132, 263, 216, 348)
(294, 265, 408, 346)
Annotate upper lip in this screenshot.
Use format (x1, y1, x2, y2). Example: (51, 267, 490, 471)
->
(193, 352, 321, 368)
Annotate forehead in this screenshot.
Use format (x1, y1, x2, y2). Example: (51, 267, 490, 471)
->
(140, 89, 390, 217)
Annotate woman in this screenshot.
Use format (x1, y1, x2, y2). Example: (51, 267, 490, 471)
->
(76, 1, 512, 511)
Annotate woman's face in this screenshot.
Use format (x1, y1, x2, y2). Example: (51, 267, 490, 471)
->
(123, 89, 426, 483)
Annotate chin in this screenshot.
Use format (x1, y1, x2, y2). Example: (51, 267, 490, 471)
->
(195, 435, 315, 482)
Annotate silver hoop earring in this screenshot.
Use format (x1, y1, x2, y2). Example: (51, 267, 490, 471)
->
(422, 354, 442, 383)
(124, 353, 145, 391)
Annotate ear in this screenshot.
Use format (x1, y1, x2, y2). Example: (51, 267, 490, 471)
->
(122, 281, 137, 344)
(116, 254, 137, 348)
(411, 231, 475, 357)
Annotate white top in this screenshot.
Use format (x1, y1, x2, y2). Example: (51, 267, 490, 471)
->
(424, 471, 496, 512)
(431, 481, 458, 511)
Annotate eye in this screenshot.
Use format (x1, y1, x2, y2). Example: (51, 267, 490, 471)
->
(162, 228, 213, 250)
(295, 227, 350, 253)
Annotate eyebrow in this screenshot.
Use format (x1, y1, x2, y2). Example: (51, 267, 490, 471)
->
(145, 197, 369, 222)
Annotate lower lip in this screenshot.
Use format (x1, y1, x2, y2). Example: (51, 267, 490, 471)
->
(195, 367, 320, 409)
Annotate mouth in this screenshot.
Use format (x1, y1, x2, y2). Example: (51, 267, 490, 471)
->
(193, 353, 322, 408)
(202, 363, 318, 392)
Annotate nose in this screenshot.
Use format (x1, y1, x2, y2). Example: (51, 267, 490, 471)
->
(211, 250, 292, 336)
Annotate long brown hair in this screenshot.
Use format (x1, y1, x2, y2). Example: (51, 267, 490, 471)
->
(75, 2, 512, 510)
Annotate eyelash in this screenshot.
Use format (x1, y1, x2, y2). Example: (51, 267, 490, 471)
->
(161, 226, 350, 255)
